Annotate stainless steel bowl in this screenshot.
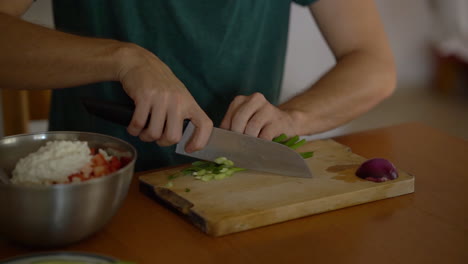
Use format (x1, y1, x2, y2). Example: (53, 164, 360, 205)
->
(0, 131, 136, 247)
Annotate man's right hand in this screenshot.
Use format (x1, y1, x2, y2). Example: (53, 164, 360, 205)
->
(116, 44, 213, 153)
(0, 2, 212, 151)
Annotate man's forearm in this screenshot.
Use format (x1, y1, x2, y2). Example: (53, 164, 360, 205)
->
(0, 13, 131, 90)
(279, 50, 396, 135)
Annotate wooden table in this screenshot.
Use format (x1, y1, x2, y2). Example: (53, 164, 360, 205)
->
(1, 123, 467, 264)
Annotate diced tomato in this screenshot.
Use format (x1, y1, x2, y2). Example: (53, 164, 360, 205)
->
(120, 156, 132, 167)
(81, 163, 93, 178)
(90, 148, 97, 155)
(68, 173, 87, 182)
(93, 165, 110, 177)
(109, 156, 121, 172)
(66, 150, 127, 183)
(92, 153, 108, 166)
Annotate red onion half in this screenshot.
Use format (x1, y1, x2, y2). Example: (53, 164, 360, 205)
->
(355, 158, 398, 182)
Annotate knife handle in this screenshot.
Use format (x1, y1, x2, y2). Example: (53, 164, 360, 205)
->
(81, 97, 189, 129)
(82, 97, 138, 127)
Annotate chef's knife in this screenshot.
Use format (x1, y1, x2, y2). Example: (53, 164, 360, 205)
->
(82, 97, 313, 178)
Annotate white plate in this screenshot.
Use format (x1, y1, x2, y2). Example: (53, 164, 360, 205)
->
(1, 252, 118, 264)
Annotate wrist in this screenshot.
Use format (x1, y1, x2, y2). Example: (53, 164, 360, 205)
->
(112, 42, 140, 81)
(284, 108, 309, 136)
(114, 42, 159, 82)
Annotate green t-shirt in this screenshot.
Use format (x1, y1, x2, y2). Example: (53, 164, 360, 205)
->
(50, 0, 317, 171)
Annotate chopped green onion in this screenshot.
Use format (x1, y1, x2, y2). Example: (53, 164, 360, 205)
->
(192, 161, 209, 166)
(289, 138, 306, 150)
(167, 134, 313, 188)
(230, 167, 246, 172)
(273, 133, 288, 143)
(284, 135, 300, 147)
(214, 157, 228, 164)
(201, 174, 214, 182)
(185, 188, 191, 192)
(300, 151, 314, 159)
(224, 160, 234, 167)
(168, 172, 184, 180)
(214, 173, 227, 180)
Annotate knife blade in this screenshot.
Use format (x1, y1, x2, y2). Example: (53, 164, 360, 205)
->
(176, 122, 312, 178)
(82, 98, 313, 178)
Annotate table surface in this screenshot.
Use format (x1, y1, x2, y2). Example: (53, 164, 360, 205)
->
(1, 122, 467, 264)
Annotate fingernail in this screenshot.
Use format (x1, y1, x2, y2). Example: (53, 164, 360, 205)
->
(128, 127, 141, 137)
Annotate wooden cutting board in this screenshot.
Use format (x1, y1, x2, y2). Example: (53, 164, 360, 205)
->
(139, 139, 414, 236)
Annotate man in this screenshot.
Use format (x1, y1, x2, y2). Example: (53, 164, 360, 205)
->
(0, 0, 396, 171)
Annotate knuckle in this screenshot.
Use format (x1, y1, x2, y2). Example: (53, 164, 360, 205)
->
(165, 134, 181, 145)
(251, 92, 265, 101)
(139, 136, 151, 142)
(190, 142, 203, 152)
(231, 114, 242, 126)
(157, 89, 168, 99)
(233, 95, 246, 103)
(203, 118, 214, 129)
(246, 119, 262, 130)
(259, 131, 274, 141)
(138, 133, 152, 142)
(155, 140, 168, 147)
(265, 102, 274, 109)
(147, 131, 161, 141)
(167, 90, 181, 102)
(131, 120, 145, 130)
(137, 89, 155, 101)
(265, 135, 275, 141)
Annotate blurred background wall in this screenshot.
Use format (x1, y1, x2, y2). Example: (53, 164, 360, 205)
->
(1, 0, 467, 139)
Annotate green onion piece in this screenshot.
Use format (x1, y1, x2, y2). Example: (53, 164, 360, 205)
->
(284, 135, 300, 147)
(214, 157, 228, 164)
(273, 133, 288, 143)
(192, 161, 209, 167)
(164, 181, 173, 188)
(181, 168, 197, 175)
(289, 138, 306, 150)
(185, 188, 191, 192)
(230, 167, 246, 172)
(214, 173, 227, 180)
(195, 169, 208, 176)
(300, 151, 314, 159)
(223, 160, 234, 167)
(201, 174, 214, 182)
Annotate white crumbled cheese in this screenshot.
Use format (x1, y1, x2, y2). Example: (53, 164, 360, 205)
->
(11, 140, 92, 185)
(99, 148, 111, 161)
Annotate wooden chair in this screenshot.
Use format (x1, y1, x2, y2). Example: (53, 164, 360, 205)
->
(1, 90, 50, 136)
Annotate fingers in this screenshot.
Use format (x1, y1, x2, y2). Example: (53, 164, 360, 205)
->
(127, 98, 151, 136)
(243, 106, 272, 137)
(121, 51, 213, 149)
(139, 103, 166, 142)
(220, 95, 247, 130)
(156, 104, 183, 147)
(185, 109, 213, 153)
(258, 123, 279, 141)
(221, 93, 268, 133)
(133, 95, 213, 151)
(221, 92, 295, 141)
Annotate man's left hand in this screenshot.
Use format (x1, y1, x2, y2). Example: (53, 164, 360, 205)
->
(220, 93, 299, 140)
